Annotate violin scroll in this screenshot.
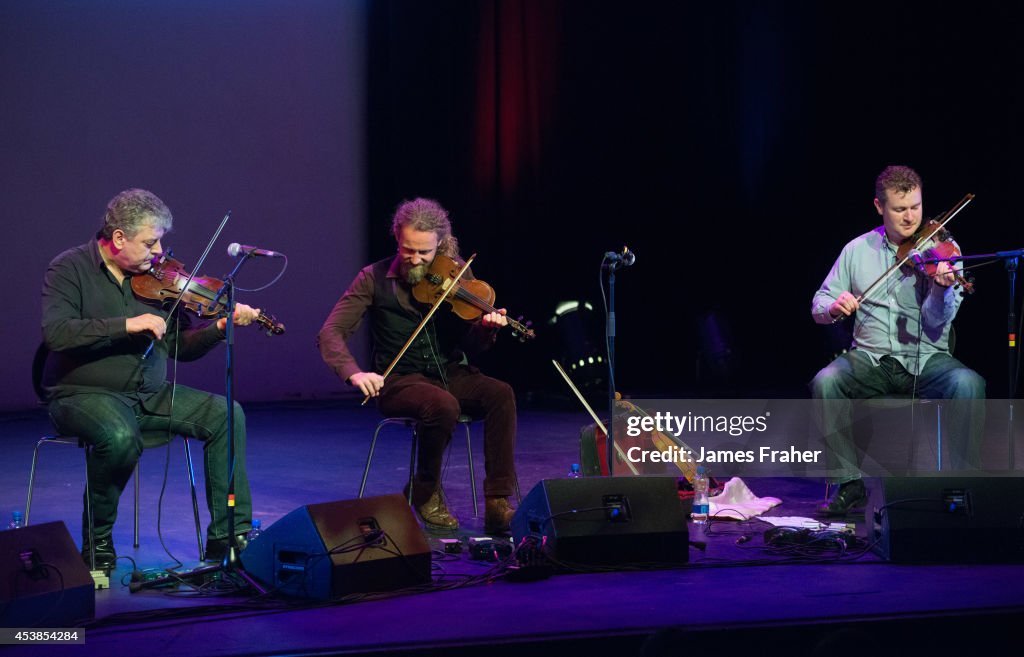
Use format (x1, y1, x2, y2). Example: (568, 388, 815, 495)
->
(511, 315, 535, 342)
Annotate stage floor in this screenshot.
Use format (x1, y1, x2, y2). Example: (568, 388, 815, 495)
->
(2, 400, 1023, 656)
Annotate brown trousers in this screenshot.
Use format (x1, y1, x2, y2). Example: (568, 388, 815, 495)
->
(378, 363, 517, 502)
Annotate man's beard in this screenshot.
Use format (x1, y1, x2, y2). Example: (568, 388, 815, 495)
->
(401, 261, 428, 285)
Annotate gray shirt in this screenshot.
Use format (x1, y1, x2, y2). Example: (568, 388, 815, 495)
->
(811, 226, 962, 374)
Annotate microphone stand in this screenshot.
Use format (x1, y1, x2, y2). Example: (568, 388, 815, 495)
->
(603, 256, 625, 475)
(608, 262, 617, 475)
(136, 232, 267, 594)
(921, 247, 1023, 469)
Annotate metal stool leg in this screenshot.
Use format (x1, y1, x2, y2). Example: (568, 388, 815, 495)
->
(24, 439, 46, 526)
(183, 438, 204, 560)
(462, 422, 478, 516)
(25, 437, 80, 526)
(25, 437, 97, 569)
(84, 447, 96, 571)
(407, 427, 418, 506)
(359, 422, 387, 498)
(133, 459, 141, 548)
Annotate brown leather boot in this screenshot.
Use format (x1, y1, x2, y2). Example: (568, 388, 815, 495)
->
(414, 489, 459, 530)
(484, 496, 516, 534)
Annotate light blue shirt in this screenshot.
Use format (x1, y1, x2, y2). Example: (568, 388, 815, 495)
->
(812, 226, 962, 375)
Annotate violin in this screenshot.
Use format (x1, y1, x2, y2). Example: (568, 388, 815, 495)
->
(411, 253, 536, 341)
(897, 219, 975, 294)
(359, 252, 533, 405)
(131, 253, 286, 336)
(836, 193, 975, 321)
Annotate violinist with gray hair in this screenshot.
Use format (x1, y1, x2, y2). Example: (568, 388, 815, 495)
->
(41, 188, 260, 570)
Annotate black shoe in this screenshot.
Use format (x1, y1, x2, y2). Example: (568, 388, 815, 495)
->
(81, 535, 117, 571)
(205, 533, 250, 561)
(817, 479, 867, 517)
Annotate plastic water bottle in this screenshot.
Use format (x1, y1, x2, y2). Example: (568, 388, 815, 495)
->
(691, 466, 709, 525)
(247, 518, 262, 542)
(567, 463, 582, 479)
(8, 511, 23, 530)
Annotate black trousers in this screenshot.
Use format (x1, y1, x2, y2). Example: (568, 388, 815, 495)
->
(48, 385, 252, 543)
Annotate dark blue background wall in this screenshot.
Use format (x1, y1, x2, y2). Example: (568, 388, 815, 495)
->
(1, 1, 368, 410)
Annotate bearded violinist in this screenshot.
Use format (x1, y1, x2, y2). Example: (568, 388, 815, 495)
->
(41, 188, 261, 570)
(810, 166, 985, 516)
(318, 198, 518, 534)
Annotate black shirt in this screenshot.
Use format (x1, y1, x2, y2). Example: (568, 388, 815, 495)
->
(41, 239, 224, 406)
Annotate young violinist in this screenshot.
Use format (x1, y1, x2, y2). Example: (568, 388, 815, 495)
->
(810, 166, 985, 516)
(41, 188, 260, 570)
(318, 198, 519, 533)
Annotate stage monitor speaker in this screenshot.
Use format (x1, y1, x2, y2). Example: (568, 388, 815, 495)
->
(868, 476, 1024, 563)
(241, 494, 431, 599)
(511, 476, 689, 566)
(0, 521, 95, 627)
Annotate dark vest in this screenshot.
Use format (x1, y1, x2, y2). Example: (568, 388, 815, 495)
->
(369, 258, 462, 378)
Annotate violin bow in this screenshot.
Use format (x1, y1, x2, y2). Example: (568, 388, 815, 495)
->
(834, 193, 974, 322)
(551, 360, 640, 475)
(361, 254, 476, 406)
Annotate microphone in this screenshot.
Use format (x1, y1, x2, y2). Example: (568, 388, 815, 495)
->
(227, 243, 284, 258)
(604, 247, 636, 267)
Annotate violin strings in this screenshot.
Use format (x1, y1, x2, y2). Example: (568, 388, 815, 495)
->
(169, 270, 220, 303)
(450, 286, 529, 332)
(452, 286, 497, 313)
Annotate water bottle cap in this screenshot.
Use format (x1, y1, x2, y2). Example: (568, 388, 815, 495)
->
(252, 519, 261, 528)
(571, 463, 580, 472)
(12, 510, 23, 520)
(696, 465, 706, 475)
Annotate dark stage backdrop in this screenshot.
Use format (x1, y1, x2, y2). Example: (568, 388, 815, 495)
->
(1, 1, 368, 411)
(2, 1, 1021, 411)
(366, 0, 1023, 400)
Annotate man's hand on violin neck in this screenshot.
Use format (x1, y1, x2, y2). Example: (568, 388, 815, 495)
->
(829, 292, 860, 319)
(349, 371, 385, 398)
(216, 303, 262, 332)
(933, 262, 956, 287)
(481, 308, 508, 328)
(127, 313, 166, 340)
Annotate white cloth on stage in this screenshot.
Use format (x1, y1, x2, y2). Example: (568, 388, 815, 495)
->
(708, 476, 782, 520)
